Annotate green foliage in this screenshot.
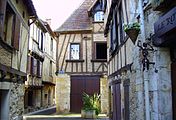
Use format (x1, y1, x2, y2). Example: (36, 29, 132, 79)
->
(124, 22, 140, 32)
(82, 92, 101, 115)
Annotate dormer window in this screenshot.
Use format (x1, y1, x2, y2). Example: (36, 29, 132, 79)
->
(94, 11, 104, 22)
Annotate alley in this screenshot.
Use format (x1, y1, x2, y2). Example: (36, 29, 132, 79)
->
(23, 114, 109, 120)
(1, 0, 175, 120)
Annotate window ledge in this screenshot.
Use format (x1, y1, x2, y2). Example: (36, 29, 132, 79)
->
(91, 59, 107, 62)
(66, 59, 85, 62)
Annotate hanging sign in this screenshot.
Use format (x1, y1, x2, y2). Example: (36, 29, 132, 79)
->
(154, 6, 176, 37)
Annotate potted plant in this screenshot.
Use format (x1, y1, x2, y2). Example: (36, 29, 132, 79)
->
(81, 92, 101, 118)
(124, 22, 140, 44)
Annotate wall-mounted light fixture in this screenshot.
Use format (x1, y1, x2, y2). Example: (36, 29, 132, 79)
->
(137, 39, 155, 71)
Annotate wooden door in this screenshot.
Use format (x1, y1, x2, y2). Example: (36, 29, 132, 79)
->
(70, 76, 100, 113)
(112, 83, 121, 120)
(171, 62, 176, 120)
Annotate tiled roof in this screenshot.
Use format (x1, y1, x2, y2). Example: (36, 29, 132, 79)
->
(55, 0, 95, 32)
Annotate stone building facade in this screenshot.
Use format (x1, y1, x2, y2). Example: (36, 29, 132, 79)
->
(0, 0, 37, 119)
(55, 0, 109, 114)
(25, 18, 57, 113)
(104, 0, 175, 120)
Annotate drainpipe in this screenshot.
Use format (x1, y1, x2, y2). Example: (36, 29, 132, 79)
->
(138, 0, 150, 120)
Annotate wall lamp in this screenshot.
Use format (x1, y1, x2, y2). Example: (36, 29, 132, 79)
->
(137, 38, 155, 71)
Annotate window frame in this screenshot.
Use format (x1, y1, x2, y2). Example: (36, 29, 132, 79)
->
(38, 31, 44, 51)
(50, 38, 53, 52)
(94, 11, 104, 22)
(49, 61, 52, 76)
(109, 3, 125, 55)
(94, 42, 107, 60)
(3, 2, 21, 50)
(69, 43, 80, 60)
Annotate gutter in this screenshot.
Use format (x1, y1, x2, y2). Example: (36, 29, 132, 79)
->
(138, 0, 150, 120)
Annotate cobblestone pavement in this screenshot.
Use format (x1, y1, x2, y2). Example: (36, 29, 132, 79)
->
(23, 114, 109, 120)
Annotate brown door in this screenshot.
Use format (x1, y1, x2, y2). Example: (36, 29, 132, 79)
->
(112, 83, 121, 120)
(70, 76, 100, 113)
(171, 62, 176, 120)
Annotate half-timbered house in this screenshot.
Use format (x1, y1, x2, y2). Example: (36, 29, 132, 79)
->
(55, 0, 109, 114)
(25, 18, 56, 113)
(0, 0, 37, 119)
(104, 0, 175, 119)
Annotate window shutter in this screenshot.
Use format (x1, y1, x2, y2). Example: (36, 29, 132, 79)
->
(27, 56, 31, 74)
(39, 61, 42, 77)
(34, 58, 37, 76)
(37, 60, 42, 78)
(0, 0, 7, 39)
(13, 15, 20, 50)
(31, 57, 34, 76)
(39, 32, 44, 51)
(31, 57, 37, 76)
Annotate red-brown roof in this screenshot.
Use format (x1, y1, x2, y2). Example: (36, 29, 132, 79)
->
(55, 0, 95, 32)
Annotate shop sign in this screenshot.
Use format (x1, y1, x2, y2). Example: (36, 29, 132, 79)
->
(154, 7, 176, 37)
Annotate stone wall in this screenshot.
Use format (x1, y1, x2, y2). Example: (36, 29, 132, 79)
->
(42, 85, 55, 108)
(0, 46, 11, 67)
(100, 75, 109, 114)
(9, 82, 25, 120)
(56, 74, 70, 113)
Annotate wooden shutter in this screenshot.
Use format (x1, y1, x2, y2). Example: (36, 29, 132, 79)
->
(0, 0, 7, 39)
(13, 15, 20, 50)
(27, 56, 31, 74)
(39, 32, 44, 51)
(31, 57, 37, 76)
(37, 60, 42, 78)
(34, 58, 37, 76)
(31, 57, 34, 76)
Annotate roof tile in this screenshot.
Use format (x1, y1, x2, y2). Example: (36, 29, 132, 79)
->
(55, 0, 95, 32)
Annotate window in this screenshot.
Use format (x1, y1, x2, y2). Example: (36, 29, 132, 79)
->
(70, 43, 80, 60)
(37, 60, 42, 78)
(3, 3, 20, 50)
(95, 43, 107, 59)
(50, 38, 53, 52)
(109, 4, 124, 54)
(31, 57, 37, 76)
(49, 61, 52, 76)
(110, 10, 118, 52)
(27, 56, 32, 74)
(39, 32, 44, 51)
(118, 4, 125, 43)
(28, 91, 33, 106)
(94, 11, 104, 22)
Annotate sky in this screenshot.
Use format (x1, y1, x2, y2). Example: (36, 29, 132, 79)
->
(32, 0, 84, 30)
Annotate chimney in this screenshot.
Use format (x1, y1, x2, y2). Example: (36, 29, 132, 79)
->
(46, 18, 51, 26)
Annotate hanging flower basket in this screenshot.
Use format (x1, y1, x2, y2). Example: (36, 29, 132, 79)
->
(126, 29, 140, 44)
(124, 22, 140, 44)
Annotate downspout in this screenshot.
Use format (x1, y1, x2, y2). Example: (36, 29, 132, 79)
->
(138, 0, 150, 120)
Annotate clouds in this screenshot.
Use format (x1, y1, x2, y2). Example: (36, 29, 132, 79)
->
(32, 0, 83, 30)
